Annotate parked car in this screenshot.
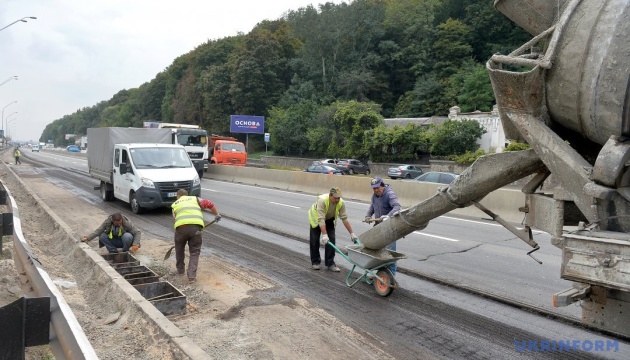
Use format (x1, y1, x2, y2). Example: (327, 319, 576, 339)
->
(405, 171, 459, 184)
(388, 164, 424, 179)
(303, 164, 344, 175)
(316, 158, 339, 165)
(336, 159, 370, 175)
(31, 144, 40, 152)
(66, 145, 80, 152)
(312, 159, 350, 174)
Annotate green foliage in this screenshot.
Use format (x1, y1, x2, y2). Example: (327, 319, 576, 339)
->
(428, 119, 486, 156)
(431, 18, 472, 79)
(504, 142, 531, 151)
(452, 148, 485, 164)
(268, 100, 320, 156)
(267, 163, 302, 171)
(365, 123, 429, 162)
(455, 62, 495, 112)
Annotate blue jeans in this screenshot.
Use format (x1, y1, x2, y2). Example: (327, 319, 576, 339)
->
(99, 233, 134, 253)
(386, 241, 397, 275)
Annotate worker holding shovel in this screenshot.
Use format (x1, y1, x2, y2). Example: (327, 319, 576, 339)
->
(169, 189, 221, 283)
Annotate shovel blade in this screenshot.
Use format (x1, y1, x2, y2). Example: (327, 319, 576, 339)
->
(163, 246, 175, 260)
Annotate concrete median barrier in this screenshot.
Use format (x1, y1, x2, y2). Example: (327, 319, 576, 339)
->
(207, 165, 526, 223)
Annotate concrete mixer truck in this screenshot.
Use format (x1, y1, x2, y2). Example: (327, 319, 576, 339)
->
(355, 0, 630, 337)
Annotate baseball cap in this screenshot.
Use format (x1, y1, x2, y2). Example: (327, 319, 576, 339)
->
(330, 187, 342, 198)
(370, 177, 383, 189)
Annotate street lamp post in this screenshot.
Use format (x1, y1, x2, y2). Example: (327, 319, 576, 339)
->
(5, 112, 17, 137)
(2, 101, 17, 146)
(0, 17, 37, 32)
(0, 76, 18, 87)
(7, 119, 17, 139)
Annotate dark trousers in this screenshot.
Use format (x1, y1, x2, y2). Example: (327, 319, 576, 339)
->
(99, 233, 133, 253)
(310, 219, 336, 267)
(15, 156, 21, 165)
(174, 224, 203, 280)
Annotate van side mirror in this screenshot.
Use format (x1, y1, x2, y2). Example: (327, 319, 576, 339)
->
(120, 162, 127, 175)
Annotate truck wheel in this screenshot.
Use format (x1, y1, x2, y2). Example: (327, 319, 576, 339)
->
(130, 192, 144, 214)
(365, 169, 370, 175)
(349, 169, 355, 175)
(100, 181, 114, 201)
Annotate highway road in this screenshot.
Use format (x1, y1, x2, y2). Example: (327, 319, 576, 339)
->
(23, 149, 579, 318)
(17, 149, 629, 359)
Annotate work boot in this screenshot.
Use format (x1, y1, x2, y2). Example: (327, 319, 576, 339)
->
(327, 265, 340, 272)
(312, 264, 321, 270)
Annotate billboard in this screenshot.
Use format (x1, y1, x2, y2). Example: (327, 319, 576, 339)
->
(230, 115, 264, 134)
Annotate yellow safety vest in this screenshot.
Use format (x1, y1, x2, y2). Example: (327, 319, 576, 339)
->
(308, 194, 343, 228)
(172, 196, 204, 228)
(108, 225, 123, 239)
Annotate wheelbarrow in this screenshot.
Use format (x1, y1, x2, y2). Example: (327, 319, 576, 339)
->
(327, 241, 406, 297)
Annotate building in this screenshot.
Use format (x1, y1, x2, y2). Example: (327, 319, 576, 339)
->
(384, 105, 506, 154)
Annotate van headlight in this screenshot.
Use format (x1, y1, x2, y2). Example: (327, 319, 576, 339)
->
(141, 177, 156, 188)
(193, 176, 200, 187)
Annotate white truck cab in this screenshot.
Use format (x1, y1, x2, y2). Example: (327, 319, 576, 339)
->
(111, 144, 201, 213)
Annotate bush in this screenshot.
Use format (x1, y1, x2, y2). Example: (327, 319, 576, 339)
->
(452, 149, 486, 164)
(504, 142, 530, 151)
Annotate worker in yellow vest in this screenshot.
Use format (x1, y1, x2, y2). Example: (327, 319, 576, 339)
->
(308, 187, 358, 272)
(171, 188, 221, 283)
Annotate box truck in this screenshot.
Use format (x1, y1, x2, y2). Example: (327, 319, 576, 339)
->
(87, 127, 201, 214)
(143, 122, 209, 178)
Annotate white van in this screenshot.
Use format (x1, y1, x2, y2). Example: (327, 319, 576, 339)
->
(32, 144, 40, 152)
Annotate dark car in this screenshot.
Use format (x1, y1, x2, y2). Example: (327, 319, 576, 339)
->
(66, 145, 80, 152)
(312, 159, 350, 174)
(405, 171, 459, 184)
(387, 164, 424, 179)
(303, 164, 344, 175)
(336, 159, 370, 175)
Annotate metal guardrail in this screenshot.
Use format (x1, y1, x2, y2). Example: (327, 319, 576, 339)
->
(1, 180, 98, 359)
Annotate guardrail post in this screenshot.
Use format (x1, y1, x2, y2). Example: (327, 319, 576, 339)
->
(0, 296, 51, 360)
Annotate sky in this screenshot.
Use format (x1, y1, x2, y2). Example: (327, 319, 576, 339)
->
(0, 0, 345, 143)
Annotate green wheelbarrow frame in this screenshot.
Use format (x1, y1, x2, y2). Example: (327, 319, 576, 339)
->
(327, 241, 405, 297)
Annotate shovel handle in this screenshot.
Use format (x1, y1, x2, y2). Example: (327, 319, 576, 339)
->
(164, 219, 217, 260)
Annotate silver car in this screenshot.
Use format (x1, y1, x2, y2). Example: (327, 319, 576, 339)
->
(388, 165, 424, 179)
(406, 171, 459, 184)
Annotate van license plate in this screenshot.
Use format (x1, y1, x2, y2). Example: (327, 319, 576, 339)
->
(167, 192, 177, 198)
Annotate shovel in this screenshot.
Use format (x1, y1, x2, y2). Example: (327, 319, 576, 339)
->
(163, 219, 217, 260)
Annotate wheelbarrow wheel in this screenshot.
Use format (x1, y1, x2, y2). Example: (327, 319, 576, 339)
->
(373, 269, 395, 297)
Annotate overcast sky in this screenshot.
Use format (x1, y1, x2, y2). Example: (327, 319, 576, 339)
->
(0, 0, 344, 143)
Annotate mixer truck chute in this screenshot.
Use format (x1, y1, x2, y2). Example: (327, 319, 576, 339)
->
(356, 0, 630, 337)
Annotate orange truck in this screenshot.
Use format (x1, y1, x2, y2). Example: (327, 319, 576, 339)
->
(208, 135, 247, 166)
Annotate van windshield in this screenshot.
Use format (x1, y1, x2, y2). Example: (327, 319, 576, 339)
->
(222, 143, 245, 152)
(130, 147, 192, 169)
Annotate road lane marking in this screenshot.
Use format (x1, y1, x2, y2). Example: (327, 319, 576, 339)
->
(413, 232, 460, 242)
(269, 201, 300, 209)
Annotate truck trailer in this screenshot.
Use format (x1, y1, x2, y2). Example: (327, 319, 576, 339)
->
(87, 127, 201, 214)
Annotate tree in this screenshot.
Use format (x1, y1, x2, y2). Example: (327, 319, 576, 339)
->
(456, 63, 494, 112)
(268, 101, 320, 156)
(428, 119, 486, 156)
(364, 123, 429, 162)
(431, 18, 472, 80)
